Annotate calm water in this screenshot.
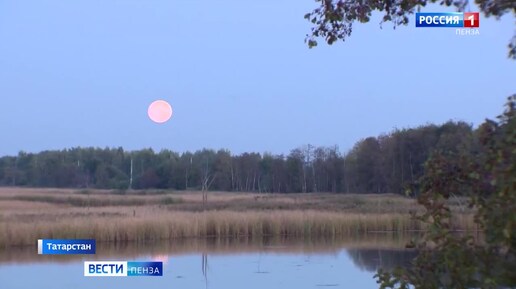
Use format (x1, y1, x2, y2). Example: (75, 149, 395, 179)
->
(0, 235, 417, 289)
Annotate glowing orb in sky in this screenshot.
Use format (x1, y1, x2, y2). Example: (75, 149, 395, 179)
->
(148, 100, 173, 123)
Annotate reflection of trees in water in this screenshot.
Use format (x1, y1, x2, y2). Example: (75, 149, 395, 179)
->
(1, 234, 413, 265)
(202, 252, 208, 289)
(346, 249, 418, 272)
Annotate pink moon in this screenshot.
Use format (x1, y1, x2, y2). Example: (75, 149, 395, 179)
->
(148, 100, 173, 123)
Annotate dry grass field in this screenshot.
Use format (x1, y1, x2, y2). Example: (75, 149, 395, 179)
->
(0, 188, 476, 248)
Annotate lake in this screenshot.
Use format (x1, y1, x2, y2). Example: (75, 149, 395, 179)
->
(0, 234, 418, 289)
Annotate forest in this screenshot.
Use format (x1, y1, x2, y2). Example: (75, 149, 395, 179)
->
(0, 120, 485, 195)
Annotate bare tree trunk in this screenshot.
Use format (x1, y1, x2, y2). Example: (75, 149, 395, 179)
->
(302, 166, 307, 193)
(129, 158, 133, 190)
(202, 190, 207, 209)
(201, 173, 216, 210)
(400, 147, 405, 185)
(12, 157, 17, 186)
(409, 152, 414, 182)
(312, 164, 317, 193)
(185, 170, 188, 190)
(185, 157, 192, 189)
(230, 166, 235, 191)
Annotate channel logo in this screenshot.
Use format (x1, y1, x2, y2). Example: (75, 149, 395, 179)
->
(84, 261, 163, 277)
(37, 239, 96, 255)
(416, 12, 479, 28)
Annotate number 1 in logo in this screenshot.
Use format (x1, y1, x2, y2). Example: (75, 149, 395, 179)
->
(464, 12, 479, 28)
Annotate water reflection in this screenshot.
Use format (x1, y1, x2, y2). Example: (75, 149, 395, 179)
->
(0, 234, 418, 289)
(0, 233, 415, 264)
(347, 249, 417, 272)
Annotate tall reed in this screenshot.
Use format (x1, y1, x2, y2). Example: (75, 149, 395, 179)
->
(0, 210, 476, 248)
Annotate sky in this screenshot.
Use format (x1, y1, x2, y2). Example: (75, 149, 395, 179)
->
(0, 0, 515, 156)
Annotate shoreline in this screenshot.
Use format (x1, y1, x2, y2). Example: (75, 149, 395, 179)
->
(0, 188, 477, 248)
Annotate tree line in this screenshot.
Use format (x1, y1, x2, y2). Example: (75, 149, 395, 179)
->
(0, 120, 480, 194)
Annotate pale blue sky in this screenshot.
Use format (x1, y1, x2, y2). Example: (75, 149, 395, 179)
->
(0, 1, 514, 156)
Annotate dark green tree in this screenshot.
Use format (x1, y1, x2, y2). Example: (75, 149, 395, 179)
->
(375, 95, 516, 289)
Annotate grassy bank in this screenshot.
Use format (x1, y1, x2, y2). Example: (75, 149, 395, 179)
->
(0, 188, 477, 247)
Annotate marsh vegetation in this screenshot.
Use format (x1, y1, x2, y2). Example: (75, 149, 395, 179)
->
(0, 188, 476, 248)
